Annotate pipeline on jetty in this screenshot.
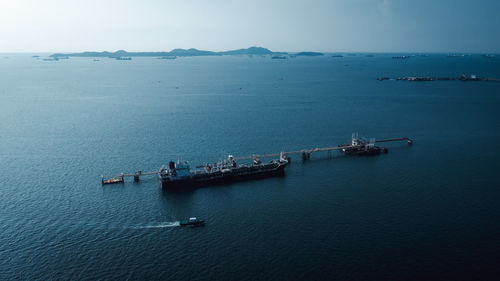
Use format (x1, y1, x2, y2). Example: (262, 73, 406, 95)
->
(233, 137, 412, 161)
(101, 170, 160, 185)
(377, 74, 500, 82)
(101, 135, 413, 185)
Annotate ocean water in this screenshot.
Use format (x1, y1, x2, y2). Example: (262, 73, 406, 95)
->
(0, 54, 499, 280)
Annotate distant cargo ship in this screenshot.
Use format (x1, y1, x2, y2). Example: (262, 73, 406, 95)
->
(159, 154, 288, 189)
(271, 55, 287, 59)
(115, 57, 132, 60)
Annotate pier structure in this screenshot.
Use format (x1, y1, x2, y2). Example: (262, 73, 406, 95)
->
(233, 136, 412, 161)
(101, 135, 413, 185)
(101, 171, 159, 185)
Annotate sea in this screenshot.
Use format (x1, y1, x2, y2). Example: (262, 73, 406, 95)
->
(0, 54, 499, 280)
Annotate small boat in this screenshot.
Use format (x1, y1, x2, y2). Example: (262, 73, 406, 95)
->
(180, 217, 205, 227)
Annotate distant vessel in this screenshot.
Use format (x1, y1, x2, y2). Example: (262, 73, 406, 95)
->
(459, 74, 480, 81)
(159, 154, 288, 189)
(397, 76, 436, 81)
(331, 55, 344, 58)
(271, 55, 287, 59)
(180, 217, 205, 226)
(392, 56, 410, 59)
(43, 57, 59, 61)
(115, 57, 132, 60)
(482, 54, 495, 58)
(159, 56, 177, 60)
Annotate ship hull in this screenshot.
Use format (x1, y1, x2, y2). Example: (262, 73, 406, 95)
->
(159, 162, 287, 190)
(342, 146, 388, 156)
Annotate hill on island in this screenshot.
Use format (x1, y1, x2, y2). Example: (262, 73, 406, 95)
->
(50, 47, 287, 58)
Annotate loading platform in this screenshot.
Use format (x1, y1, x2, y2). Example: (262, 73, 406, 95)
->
(101, 135, 413, 185)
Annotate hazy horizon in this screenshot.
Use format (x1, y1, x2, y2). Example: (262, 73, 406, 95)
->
(1, 0, 499, 53)
(2, 48, 500, 55)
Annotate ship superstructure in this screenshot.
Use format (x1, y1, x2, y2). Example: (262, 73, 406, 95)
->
(339, 133, 388, 155)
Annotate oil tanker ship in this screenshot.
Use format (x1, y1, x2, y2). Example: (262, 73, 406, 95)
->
(159, 153, 288, 189)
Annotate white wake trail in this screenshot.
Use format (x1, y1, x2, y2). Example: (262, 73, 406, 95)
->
(132, 221, 180, 229)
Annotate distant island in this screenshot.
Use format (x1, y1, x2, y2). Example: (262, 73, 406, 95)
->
(51, 46, 289, 58)
(295, 52, 324, 56)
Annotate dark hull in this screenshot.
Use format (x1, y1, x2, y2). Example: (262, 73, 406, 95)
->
(342, 146, 388, 156)
(180, 221, 205, 226)
(160, 162, 287, 190)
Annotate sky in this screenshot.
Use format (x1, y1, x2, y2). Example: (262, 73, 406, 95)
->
(1, 0, 499, 53)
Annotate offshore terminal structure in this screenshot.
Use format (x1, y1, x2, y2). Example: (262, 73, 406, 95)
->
(102, 134, 413, 189)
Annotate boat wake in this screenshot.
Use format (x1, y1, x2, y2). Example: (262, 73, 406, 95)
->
(132, 221, 180, 229)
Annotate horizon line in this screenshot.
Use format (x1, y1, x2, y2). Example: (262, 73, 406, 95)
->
(1, 49, 498, 55)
